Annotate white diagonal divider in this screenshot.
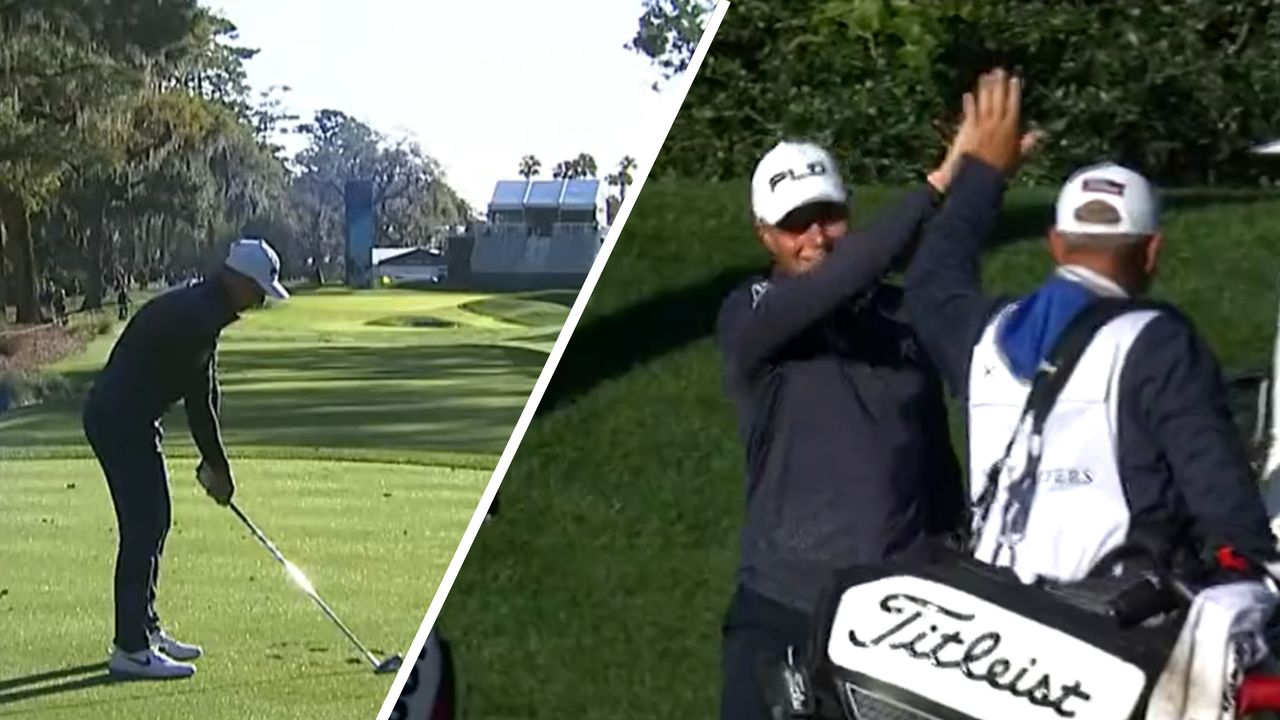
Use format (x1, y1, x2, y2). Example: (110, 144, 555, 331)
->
(373, 3, 733, 717)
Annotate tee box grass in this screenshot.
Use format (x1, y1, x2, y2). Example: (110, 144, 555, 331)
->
(0, 287, 569, 719)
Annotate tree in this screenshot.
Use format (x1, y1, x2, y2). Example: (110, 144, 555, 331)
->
(574, 153, 598, 178)
(656, 0, 1280, 187)
(0, 0, 204, 322)
(375, 141, 470, 247)
(248, 85, 299, 155)
(292, 110, 468, 264)
(628, 0, 714, 89)
(552, 153, 599, 180)
(69, 90, 218, 309)
(0, 2, 468, 324)
(518, 154, 542, 179)
(605, 195, 623, 225)
(605, 155, 639, 202)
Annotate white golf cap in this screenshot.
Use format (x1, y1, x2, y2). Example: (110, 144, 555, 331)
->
(751, 140, 848, 226)
(1055, 162, 1160, 236)
(225, 238, 289, 299)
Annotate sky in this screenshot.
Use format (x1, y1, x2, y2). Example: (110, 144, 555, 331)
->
(206, 0, 677, 212)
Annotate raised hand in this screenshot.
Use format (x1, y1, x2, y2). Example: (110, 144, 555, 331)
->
(965, 68, 1027, 174)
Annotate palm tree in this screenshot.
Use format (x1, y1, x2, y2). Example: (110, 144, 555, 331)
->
(518, 154, 541, 178)
(552, 153, 600, 180)
(608, 155, 637, 202)
(573, 152, 598, 178)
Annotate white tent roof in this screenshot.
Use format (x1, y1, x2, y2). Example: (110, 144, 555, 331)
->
(1252, 140, 1280, 155)
(372, 247, 418, 265)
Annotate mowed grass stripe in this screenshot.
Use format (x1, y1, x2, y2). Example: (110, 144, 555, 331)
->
(0, 444, 497, 470)
(0, 289, 563, 462)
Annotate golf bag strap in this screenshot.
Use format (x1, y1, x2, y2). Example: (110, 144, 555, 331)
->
(971, 297, 1153, 549)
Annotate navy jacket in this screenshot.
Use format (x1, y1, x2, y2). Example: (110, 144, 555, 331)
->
(717, 186, 966, 612)
(85, 280, 237, 471)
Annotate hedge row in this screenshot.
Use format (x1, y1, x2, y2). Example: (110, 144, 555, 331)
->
(656, 0, 1280, 187)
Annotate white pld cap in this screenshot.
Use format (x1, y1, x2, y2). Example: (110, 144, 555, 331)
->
(225, 238, 289, 299)
(750, 140, 848, 225)
(1055, 162, 1160, 236)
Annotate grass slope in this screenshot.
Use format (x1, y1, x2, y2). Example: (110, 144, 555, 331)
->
(0, 287, 568, 719)
(438, 180, 1280, 718)
(461, 294, 575, 329)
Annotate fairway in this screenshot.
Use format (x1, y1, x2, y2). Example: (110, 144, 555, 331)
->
(0, 287, 569, 718)
(438, 181, 1280, 718)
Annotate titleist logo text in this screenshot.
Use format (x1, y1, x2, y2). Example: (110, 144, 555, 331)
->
(847, 593, 1093, 718)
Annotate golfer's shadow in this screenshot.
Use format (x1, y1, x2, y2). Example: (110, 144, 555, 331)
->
(0, 662, 117, 706)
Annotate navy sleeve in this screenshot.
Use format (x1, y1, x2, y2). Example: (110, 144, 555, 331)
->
(1122, 312, 1276, 557)
(184, 341, 231, 472)
(904, 158, 1008, 399)
(718, 186, 939, 382)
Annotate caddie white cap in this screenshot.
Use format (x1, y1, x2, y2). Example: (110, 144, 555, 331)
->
(225, 238, 289, 299)
(751, 140, 848, 226)
(1055, 162, 1160, 236)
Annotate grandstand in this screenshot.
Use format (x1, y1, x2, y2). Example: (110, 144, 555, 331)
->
(448, 178, 606, 291)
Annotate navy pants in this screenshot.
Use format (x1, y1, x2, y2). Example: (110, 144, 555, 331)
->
(83, 406, 171, 653)
(719, 585, 813, 720)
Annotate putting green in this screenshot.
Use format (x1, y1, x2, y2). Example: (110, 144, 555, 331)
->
(0, 287, 569, 718)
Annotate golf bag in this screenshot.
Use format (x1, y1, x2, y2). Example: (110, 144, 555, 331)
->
(769, 540, 1280, 720)
(389, 628, 456, 720)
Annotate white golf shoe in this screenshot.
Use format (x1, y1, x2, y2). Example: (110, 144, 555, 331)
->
(107, 646, 196, 680)
(149, 628, 203, 661)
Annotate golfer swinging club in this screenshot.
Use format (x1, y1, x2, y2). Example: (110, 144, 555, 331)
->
(83, 238, 289, 679)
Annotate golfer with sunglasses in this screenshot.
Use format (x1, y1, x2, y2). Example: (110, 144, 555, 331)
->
(714, 137, 970, 718)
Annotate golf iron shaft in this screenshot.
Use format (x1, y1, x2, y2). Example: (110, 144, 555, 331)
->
(229, 502, 403, 674)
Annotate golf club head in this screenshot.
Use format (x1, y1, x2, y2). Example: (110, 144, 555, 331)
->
(376, 654, 404, 674)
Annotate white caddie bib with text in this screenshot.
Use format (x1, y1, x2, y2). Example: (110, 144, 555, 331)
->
(967, 305, 1162, 583)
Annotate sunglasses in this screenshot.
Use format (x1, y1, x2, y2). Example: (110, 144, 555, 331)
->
(775, 201, 849, 234)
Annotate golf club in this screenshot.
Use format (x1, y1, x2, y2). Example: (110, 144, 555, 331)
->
(228, 501, 403, 674)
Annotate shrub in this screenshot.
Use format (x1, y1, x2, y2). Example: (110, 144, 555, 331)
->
(657, 0, 1280, 187)
(0, 370, 74, 411)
